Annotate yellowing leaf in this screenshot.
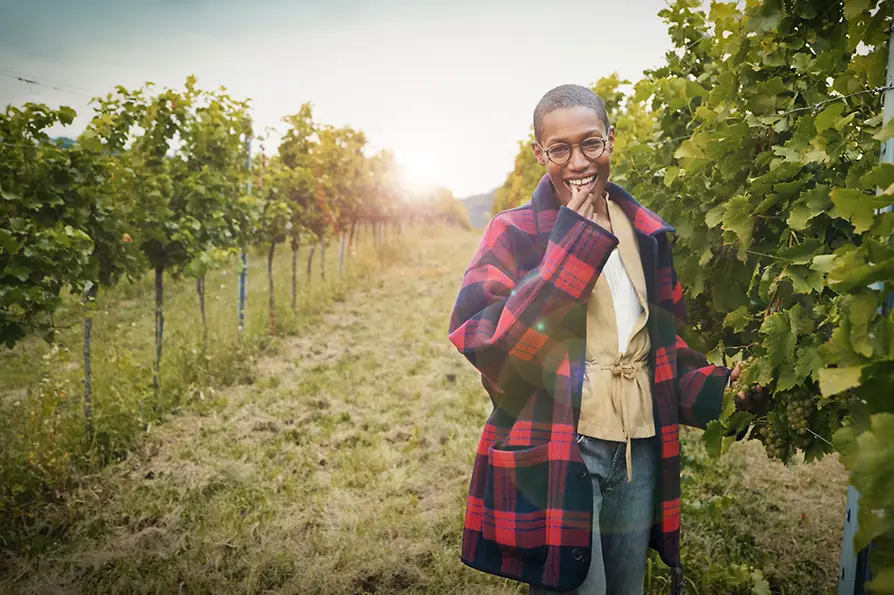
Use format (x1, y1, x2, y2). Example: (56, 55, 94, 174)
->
(811, 254, 837, 273)
(818, 366, 865, 397)
(830, 188, 885, 233)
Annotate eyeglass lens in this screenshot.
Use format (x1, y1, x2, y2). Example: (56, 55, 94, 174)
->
(547, 137, 607, 164)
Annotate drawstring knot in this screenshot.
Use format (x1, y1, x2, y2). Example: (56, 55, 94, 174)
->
(610, 362, 638, 379)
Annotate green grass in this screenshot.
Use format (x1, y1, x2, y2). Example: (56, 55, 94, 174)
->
(0, 224, 403, 549)
(0, 226, 849, 594)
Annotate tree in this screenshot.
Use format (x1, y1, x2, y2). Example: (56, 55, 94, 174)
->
(0, 104, 95, 348)
(176, 85, 253, 354)
(278, 104, 317, 309)
(92, 76, 253, 402)
(252, 147, 290, 333)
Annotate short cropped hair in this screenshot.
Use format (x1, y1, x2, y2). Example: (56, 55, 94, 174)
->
(533, 84, 611, 142)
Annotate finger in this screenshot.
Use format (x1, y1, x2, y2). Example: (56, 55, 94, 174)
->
(571, 184, 596, 212)
(582, 200, 594, 220)
(736, 391, 746, 400)
(568, 185, 587, 211)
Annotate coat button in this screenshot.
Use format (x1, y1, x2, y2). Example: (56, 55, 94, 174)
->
(577, 468, 588, 479)
(572, 549, 584, 561)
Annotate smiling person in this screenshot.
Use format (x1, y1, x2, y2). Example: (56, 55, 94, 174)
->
(447, 84, 763, 595)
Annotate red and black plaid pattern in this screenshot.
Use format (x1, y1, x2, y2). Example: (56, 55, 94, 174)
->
(449, 176, 731, 591)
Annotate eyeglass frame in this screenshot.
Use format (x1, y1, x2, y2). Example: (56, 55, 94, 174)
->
(534, 126, 615, 166)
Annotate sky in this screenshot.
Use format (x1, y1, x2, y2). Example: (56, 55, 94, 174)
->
(0, 0, 676, 198)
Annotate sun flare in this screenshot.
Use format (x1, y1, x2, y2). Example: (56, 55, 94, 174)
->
(396, 152, 441, 197)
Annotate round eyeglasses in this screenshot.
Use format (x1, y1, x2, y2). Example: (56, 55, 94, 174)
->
(537, 134, 611, 166)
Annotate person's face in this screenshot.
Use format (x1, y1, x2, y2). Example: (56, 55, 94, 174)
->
(531, 106, 614, 207)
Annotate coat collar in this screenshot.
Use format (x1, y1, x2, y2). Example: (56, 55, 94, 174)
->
(531, 174, 674, 239)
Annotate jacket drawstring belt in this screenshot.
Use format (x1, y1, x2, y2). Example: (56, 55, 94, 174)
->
(599, 359, 646, 483)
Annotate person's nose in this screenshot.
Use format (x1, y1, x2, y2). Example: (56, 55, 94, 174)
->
(567, 145, 590, 172)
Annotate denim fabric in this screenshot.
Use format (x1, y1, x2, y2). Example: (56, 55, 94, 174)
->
(529, 436, 658, 595)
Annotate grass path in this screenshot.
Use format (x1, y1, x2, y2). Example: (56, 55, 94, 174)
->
(2, 229, 848, 595)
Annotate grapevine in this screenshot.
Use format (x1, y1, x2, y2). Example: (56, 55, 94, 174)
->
(493, 0, 894, 585)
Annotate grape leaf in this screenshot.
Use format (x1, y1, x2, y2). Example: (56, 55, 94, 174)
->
(828, 258, 894, 293)
(778, 240, 822, 265)
(846, 293, 879, 358)
(872, 119, 894, 142)
(787, 204, 817, 230)
(664, 166, 681, 187)
(722, 194, 755, 249)
(818, 366, 865, 397)
(860, 164, 894, 192)
(815, 103, 845, 133)
(830, 188, 892, 233)
(705, 204, 726, 229)
(843, 0, 871, 19)
(780, 265, 824, 294)
(58, 105, 77, 125)
(811, 254, 838, 273)
(760, 311, 797, 368)
(794, 346, 822, 383)
(776, 363, 798, 392)
(723, 306, 753, 333)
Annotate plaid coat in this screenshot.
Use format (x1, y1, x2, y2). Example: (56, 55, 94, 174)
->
(448, 175, 731, 592)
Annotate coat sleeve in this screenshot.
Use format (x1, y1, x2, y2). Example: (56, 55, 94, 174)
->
(671, 265, 732, 429)
(448, 206, 617, 398)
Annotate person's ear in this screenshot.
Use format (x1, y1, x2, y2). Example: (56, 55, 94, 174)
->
(608, 126, 616, 153)
(532, 141, 547, 166)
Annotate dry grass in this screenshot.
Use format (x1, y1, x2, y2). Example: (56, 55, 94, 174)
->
(676, 429, 848, 594)
(0, 228, 849, 595)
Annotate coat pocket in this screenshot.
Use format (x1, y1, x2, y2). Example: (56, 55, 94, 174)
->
(482, 442, 550, 561)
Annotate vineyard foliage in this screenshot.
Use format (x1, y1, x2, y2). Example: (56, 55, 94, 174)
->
(0, 76, 469, 349)
(0, 75, 469, 538)
(494, 0, 894, 587)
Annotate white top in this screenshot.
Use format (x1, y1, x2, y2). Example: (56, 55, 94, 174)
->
(602, 248, 643, 354)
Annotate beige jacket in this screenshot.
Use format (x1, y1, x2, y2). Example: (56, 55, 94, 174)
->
(578, 198, 654, 480)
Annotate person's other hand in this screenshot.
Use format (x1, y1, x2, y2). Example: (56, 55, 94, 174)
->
(566, 181, 597, 219)
(730, 361, 770, 416)
(567, 183, 611, 230)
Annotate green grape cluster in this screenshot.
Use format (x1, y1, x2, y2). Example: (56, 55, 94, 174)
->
(783, 388, 813, 437)
(756, 424, 790, 461)
(751, 386, 822, 462)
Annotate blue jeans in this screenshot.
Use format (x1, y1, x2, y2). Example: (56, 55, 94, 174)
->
(530, 435, 658, 595)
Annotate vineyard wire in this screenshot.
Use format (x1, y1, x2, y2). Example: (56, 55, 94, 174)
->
(0, 68, 97, 99)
